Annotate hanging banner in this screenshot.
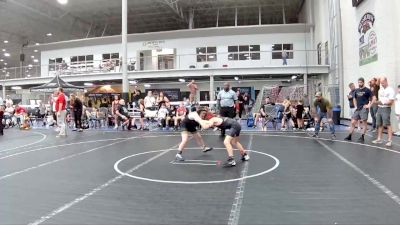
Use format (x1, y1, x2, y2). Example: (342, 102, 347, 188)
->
(359, 12, 378, 66)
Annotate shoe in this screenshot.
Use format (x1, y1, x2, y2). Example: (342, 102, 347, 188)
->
(394, 131, 400, 136)
(72, 128, 77, 131)
(331, 134, 336, 140)
(280, 128, 287, 131)
(385, 141, 392, 147)
(372, 139, 383, 144)
(357, 135, 364, 143)
(312, 134, 319, 138)
(113, 126, 118, 130)
(175, 153, 185, 161)
(56, 134, 66, 138)
(78, 129, 83, 132)
(344, 134, 352, 141)
(202, 147, 213, 153)
(241, 153, 250, 161)
(223, 158, 236, 167)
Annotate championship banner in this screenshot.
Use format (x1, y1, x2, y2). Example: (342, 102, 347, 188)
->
(358, 12, 378, 66)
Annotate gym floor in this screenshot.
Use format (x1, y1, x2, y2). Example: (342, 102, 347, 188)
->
(1, 128, 400, 225)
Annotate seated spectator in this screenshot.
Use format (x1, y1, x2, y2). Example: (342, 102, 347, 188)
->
(254, 96, 274, 129)
(243, 93, 254, 118)
(15, 104, 27, 127)
(174, 102, 187, 129)
(166, 104, 176, 129)
(157, 92, 169, 107)
(157, 102, 169, 129)
(115, 99, 131, 130)
(0, 105, 4, 135)
(296, 100, 305, 130)
(144, 91, 156, 108)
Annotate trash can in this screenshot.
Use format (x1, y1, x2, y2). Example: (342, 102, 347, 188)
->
(332, 106, 341, 125)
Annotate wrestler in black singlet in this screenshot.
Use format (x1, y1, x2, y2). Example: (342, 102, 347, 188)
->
(181, 116, 200, 133)
(217, 117, 241, 137)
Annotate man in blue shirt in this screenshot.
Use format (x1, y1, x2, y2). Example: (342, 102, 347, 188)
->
(344, 77, 372, 142)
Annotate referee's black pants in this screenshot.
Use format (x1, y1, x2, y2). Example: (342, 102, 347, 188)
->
(219, 106, 236, 136)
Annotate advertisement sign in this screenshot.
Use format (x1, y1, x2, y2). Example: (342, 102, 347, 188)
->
(359, 12, 378, 66)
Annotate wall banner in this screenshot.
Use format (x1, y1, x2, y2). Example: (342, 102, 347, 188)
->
(358, 12, 378, 66)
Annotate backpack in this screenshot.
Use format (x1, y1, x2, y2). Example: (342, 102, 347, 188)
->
(247, 115, 255, 127)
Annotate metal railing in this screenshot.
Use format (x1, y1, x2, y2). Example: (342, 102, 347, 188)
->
(0, 50, 329, 80)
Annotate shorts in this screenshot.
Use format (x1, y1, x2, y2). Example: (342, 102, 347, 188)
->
(140, 112, 144, 118)
(226, 122, 241, 137)
(376, 107, 391, 127)
(349, 107, 356, 118)
(220, 106, 236, 118)
(352, 108, 369, 121)
(181, 117, 198, 133)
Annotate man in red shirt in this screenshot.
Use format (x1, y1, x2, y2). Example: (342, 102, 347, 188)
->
(174, 102, 187, 129)
(15, 104, 27, 126)
(56, 87, 67, 137)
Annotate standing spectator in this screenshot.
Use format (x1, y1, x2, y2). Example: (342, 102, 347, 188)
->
(111, 95, 120, 129)
(253, 96, 274, 129)
(50, 92, 58, 125)
(187, 80, 198, 103)
(369, 77, 380, 132)
(217, 82, 238, 136)
(236, 89, 244, 119)
(344, 78, 372, 142)
(5, 95, 13, 107)
(0, 105, 4, 136)
(347, 82, 360, 129)
(312, 92, 335, 139)
(157, 91, 169, 107)
(296, 100, 305, 130)
(282, 49, 288, 65)
(116, 99, 131, 130)
(144, 91, 156, 108)
(71, 94, 83, 132)
(132, 85, 141, 106)
(394, 85, 400, 136)
(372, 77, 395, 147)
(138, 99, 146, 130)
(56, 87, 67, 137)
(243, 93, 254, 118)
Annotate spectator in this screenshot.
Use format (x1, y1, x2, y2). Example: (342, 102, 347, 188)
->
(15, 104, 27, 127)
(138, 99, 146, 130)
(157, 91, 169, 107)
(372, 77, 395, 147)
(243, 93, 254, 118)
(132, 85, 141, 106)
(395, 85, 400, 136)
(344, 77, 372, 142)
(144, 91, 156, 108)
(56, 87, 67, 137)
(236, 89, 244, 119)
(111, 95, 120, 129)
(115, 99, 131, 130)
(187, 80, 198, 103)
(217, 82, 237, 136)
(0, 96, 3, 105)
(296, 100, 305, 130)
(166, 104, 176, 129)
(5, 95, 13, 106)
(71, 94, 83, 132)
(157, 102, 169, 129)
(348, 82, 360, 130)
(369, 77, 380, 132)
(280, 98, 292, 131)
(174, 102, 187, 130)
(282, 49, 288, 65)
(254, 96, 274, 129)
(0, 105, 4, 136)
(312, 92, 335, 139)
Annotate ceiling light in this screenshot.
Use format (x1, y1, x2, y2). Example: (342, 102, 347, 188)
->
(0, 59, 3, 62)
(2, 49, 5, 52)
(28, 64, 33, 67)
(3, 40, 8, 43)
(144, 84, 151, 88)
(129, 80, 138, 84)
(35, 43, 40, 46)
(34, 50, 38, 52)
(178, 78, 185, 83)
(11, 86, 22, 90)
(25, 70, 29, 73)
(33, 59, 39, 63)
(5, 74, 10, 77)
(4, 53, 10, 57)
(234, 76, 239, 81)
(46, 33, 52, 37)
(4, 63, 7, 65)
(3, 67, 7, 69)
(57, 0, 68, 4)
(27, 74, 31, 78)
(291, 75, 298, 80)
(84, 82, 93, 86)
(31, 56, 35, 59)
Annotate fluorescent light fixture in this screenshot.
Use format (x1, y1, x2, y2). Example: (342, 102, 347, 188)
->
(144, 84, 151, 88)
(46, 33, 52, 37)
(57, 0, 68, 4)
(28, 64, 33, 67)
(4, 63, 7, 65)
(27, 74, 31, 77)
(3, 40, 8, 43)
(2, 49, 5, 52)
(4, 53, 10, 57)
(0, 59, 3, 62)
(103, 85, 111, 89)
(178, 78, 185, 82)
(11, 86, 22, 90)
(84, 82, 93, 86)
(34, 49, 38, 52)
(291, 75, 297, 80)
(208, 55, 215, 59)
(129, 80, 138, 84)
(3, 67, 6, 69)
(31, 56, 35, 59)
(33, 59, 39, 63)
(25, 70, 29, 73)
(234, 76, 239, 81)
(35, 43, 40, 46)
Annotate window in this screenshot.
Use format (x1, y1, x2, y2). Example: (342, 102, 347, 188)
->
(272, 44, 293, 59)
(324, 41, 329, 65)
(102, 53, 119, 64)
(70, 55, 93, 65)
(196, 47, 217, 62)
(317, 43, 322, 65)
(49, 58, 63, 71)
(228, 45, 260, 61)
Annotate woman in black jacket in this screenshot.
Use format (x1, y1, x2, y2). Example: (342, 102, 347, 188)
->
(71, 94, 83, 132)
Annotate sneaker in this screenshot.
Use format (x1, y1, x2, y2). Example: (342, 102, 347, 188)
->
(78, 129, 83, 132)
(312, 134, 319, 138)
(394, 131, 400, 136)
(113, 126, 118, 130)
(175, 153, 185, 161)
(385, 141, 392, 147)
(344, 134, 352, 141)
(331, 134, 336, 140)
(241, 153, 250, 161)
(372, 139, 383, 144)
(357, 135, 364, 143)
(223, 158, 236, 167)
(202, 147, 213, 153)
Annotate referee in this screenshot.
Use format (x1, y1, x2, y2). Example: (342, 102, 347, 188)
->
(217, 82, 238, 136)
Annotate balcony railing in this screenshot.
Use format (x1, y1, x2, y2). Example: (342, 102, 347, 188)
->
(0, 50, 328, 80)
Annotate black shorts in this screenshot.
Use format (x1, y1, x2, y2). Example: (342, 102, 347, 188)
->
(140, 112, 144, 118)
(181, 117, 199, 133)
(226, 122, 241, 137)
(220, 106, 236, 118)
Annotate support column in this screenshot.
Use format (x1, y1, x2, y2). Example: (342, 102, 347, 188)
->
(189, 9, 194, 29)
(121, 0, 129, 101)
(2, 83, 5, 100)
(235, 8, 238, 26)
(210, 75, 215, 106)
(303, 73, 308, 97)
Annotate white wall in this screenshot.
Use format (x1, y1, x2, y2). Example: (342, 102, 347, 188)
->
(340, 0, 400, 130)
(41, 32, 312, 76)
